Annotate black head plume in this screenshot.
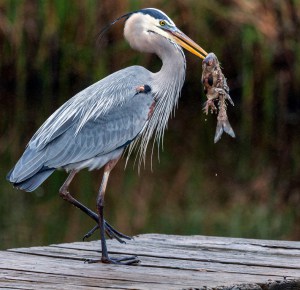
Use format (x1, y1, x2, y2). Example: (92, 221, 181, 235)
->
(96, 8, 173, 44)
(97, 11, 134, 44)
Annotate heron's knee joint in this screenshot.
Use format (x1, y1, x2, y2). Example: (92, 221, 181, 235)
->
(97, 195, 105, 208)
(59, 187, 69, 200)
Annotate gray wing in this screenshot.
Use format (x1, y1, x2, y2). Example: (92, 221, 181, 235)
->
(30, 65, 151, 150)
(8, 65, 153, 184)
(44, 93, 153, 168)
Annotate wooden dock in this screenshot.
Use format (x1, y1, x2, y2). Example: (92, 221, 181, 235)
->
(0, 234, 300, 289)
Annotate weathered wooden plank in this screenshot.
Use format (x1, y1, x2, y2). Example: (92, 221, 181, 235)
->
(7, 244, 300, 279)
(0, 250, 289, 289)
(0, 268, 169, 290)
(47, 238, 300, 269)
(1, 234, 300, 289)
(52, 233, 300, 257)
(135, 234, 300, 256)
(138, 234, 300, 250)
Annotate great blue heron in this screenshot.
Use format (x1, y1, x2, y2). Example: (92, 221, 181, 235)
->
(7, 8, 207, 265)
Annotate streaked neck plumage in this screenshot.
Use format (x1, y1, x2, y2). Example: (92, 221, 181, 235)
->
(124, 13, 186, 166)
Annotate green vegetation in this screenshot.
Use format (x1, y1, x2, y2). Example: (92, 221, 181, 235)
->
(0, 0, 299, 250)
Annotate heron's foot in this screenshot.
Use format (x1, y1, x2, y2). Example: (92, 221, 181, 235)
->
(83, 220, 132, 244)
(102, 255, 140, 265)
(85, 255, 140, 265)
(105, 220, 133, 243)
(83, 225, 99, 241)
(136, 84, 151, 94)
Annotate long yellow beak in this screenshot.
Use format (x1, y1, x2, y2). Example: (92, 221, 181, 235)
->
(168, 29, 208, 59)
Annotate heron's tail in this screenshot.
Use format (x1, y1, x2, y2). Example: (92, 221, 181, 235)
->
(6, 147, 55, 192)
(214, 119, 235, 143)
(7, 167, 55, 192)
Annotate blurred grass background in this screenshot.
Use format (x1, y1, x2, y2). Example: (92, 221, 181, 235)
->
(0, 0, 300, 250)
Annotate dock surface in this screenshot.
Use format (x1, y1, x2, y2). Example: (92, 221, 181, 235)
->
(1, 233, 300, 289)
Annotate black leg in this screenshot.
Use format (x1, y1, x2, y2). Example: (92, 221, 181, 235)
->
(94, 159, 140, 265)
(59, 170, 131, 244)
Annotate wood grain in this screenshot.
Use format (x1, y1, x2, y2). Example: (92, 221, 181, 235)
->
(1, 234, 299, 289)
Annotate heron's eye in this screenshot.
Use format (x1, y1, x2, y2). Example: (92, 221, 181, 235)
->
(159, 20, 166, 26)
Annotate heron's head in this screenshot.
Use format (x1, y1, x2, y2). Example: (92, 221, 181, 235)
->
(109, 8, 207, 59)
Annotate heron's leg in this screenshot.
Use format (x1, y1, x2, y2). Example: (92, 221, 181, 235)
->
(95, 158, 139, 265)
(59, 170, 131, 243)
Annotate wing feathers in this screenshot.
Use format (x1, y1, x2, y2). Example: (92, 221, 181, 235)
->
(31, 66, 150, 150)
(7, 66, 153, 190)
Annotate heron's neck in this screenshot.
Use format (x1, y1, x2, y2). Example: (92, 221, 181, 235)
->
(152, 44, 186, 100)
